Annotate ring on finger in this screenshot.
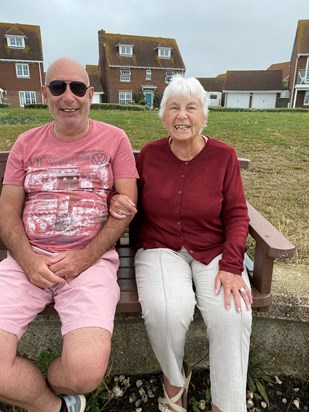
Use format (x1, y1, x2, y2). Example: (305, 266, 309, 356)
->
(239, 287, 246, 293)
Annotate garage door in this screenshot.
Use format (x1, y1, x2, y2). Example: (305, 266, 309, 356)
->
(251, 93, 276, 109)
(226, 93, 250, 108)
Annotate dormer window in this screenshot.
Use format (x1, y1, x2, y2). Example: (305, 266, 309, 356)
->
(6, 35, 25, 49)
(158, 47, 171, 59)
(119, 45, 133, 57)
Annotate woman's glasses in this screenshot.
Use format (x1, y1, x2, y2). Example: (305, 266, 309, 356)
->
(46, 80, 90, 97)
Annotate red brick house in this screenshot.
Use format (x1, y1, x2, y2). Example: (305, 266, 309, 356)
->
(0, 22, 44, 107)
(98, 29, 185, 108)
(289, 20, 309, 108)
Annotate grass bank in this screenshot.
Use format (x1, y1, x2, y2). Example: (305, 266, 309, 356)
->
(0, 108, 308, 264)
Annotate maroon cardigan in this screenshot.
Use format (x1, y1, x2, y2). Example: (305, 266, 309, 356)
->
(135, 136, 249, 276)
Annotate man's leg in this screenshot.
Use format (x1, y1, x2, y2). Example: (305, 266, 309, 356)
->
(47, 327, 111, 395)
(0, 330, 61, 412)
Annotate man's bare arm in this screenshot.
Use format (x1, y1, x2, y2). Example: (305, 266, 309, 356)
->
(0, 185, 65, 287)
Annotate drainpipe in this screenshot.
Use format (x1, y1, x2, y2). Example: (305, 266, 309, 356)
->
(291, 55, 300, 108)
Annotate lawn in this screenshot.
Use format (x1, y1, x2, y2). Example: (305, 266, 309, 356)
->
(0, 108, 308, 264)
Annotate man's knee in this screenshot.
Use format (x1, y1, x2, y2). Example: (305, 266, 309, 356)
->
(62, 338, 111, 393)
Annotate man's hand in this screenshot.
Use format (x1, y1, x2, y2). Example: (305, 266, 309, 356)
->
(47, 249, 90, 280)
(23, 252, 66, 288)
(215, 270, 252, 312)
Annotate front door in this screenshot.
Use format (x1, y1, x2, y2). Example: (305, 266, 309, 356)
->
(145, 91, 153, 108)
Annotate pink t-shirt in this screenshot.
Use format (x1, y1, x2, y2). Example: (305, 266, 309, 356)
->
(4, 120, 138, 252)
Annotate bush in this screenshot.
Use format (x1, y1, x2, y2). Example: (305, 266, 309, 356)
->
(0, 103, 11, 109)
(209, 106, 309, 113)
(90, 103, 147, 111)
(24, 103, 48, 109)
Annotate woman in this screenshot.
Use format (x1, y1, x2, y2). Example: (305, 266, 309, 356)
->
(111, 75, 252, 412)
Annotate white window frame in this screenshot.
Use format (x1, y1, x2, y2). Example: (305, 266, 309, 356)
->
(19, 91, 36, 107)
(146, 69, 152, 80)
(7, 35, 25, 48)
(304, 91, 309, 105)
(16, 63, 30, 78)
(120, 69, 131, 82)
(119, 91, 132, 105)
(158, 47, 171, 59)
(165, 71, 175, 83)
(119, 45, 133, 56)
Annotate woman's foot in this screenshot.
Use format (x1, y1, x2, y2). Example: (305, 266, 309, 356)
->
(158, 362, 192, 412)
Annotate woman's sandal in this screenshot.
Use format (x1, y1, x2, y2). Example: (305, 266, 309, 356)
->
(158, 362, 192, 412)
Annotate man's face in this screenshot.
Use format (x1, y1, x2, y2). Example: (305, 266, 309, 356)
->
(42, 59, 94, 138)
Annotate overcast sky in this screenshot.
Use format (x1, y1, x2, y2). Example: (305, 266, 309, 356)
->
(2, 0, 309, 78)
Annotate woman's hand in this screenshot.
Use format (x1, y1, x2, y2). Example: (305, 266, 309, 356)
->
(110, 194, 137, 219)
(215, 270, 253, 312)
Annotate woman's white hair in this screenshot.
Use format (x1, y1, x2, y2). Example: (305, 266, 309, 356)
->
(158, 74, 209, 118)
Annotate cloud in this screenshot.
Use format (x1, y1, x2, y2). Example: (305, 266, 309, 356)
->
(1, 0, 308, 77)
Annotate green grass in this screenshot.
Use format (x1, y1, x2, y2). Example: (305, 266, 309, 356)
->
(0, 108, 308, 264)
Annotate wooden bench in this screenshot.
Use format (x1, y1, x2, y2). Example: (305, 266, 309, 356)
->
(0, 150, 295, 314)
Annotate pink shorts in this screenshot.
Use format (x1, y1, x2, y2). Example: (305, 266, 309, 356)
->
(0, 247, 120, 340)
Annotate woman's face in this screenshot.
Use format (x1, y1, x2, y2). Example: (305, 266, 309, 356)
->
(162, 95, 206, 142)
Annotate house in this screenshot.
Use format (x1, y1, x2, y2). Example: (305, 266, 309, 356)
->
(222, 70, 282, 109)
(98, 29, 186, 108)
(267, 61, 290, 82)
(289, 20, 309, 108)
(267, 62, 290, 107)
(0, 22, 44, 107)
(197, 77, 225, 106)
(86, 65, 104, 103)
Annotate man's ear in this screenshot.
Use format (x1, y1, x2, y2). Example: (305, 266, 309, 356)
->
(41, 85, 48, 103)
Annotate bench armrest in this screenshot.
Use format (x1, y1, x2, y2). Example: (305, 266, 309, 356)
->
(247, 202, 295, 310)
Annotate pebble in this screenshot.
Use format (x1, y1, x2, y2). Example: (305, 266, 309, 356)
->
(293, 399, 300, 409)
(136, 379, 143, 388)
(261, 401, 267, 408)
(112, 385, 124, 398)
(282, 398, 288, 404)
(247, 399, 254, 408)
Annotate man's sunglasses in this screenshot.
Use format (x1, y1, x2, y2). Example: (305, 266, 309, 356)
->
(46, 80, 90, 97)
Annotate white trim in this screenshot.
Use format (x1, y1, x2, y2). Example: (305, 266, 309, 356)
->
(108, 65, 185, 71)
(223, 90, 281, 94)
(0, 59, 43, 63)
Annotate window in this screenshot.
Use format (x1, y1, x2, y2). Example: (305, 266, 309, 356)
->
(7, 35, 25, 48)
(304, 91, 309, 105)
(119, 45, 133, 56)
(120, 69, 131, 82)
(19, 91, 36, 106)
(158, 47, 171, 59)
(16, 63, 30, 78)
(165, 71, 175, 83)
(146, 70, 152, 80)
(119, 92, 132, 105)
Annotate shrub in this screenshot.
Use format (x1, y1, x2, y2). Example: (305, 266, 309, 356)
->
(0, 103, 11, 109)
(24, 103, 48, 109)
(90, 103, 147, 111)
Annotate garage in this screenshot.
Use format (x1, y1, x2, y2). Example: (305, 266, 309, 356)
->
(225, 92, 250, 108)
(223, 70, 282, 109)
(251, 93, 277, 109)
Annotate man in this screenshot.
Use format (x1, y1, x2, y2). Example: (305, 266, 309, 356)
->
(0, 57, 138, 412)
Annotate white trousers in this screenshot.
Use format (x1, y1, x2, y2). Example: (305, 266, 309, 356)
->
(135, 248, 252, 412)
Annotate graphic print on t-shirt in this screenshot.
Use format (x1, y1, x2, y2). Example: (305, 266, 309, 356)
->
(23, 150, 113, 250)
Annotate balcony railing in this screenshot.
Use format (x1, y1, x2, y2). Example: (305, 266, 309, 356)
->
(297, 69, 309, 85)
